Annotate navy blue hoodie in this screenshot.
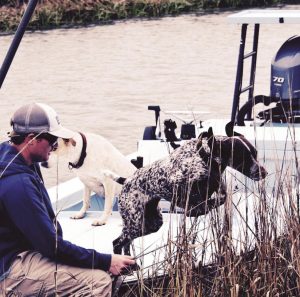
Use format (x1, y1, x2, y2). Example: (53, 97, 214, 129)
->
(0, 141, 111, 277)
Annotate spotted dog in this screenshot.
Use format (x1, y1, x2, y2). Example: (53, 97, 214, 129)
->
(106, 128, 267, 255)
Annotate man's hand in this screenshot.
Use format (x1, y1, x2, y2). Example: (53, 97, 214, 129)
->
(109, 254, 135, 275)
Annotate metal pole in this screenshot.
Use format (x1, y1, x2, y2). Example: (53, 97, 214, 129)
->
(231, 24, 248, 123)
(248, 24, 260, 101)
(247, 23, 260, 120)
(0, 0, 38, 89)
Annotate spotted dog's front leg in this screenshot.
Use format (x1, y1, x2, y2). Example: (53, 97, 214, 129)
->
(113, 236, 130, 255)
(216, 181, 227, 206)
(186, 180, 227, 216)
(202, 181, 227, 214)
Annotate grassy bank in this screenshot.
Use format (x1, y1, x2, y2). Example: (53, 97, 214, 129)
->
(0, 0, 295, 32)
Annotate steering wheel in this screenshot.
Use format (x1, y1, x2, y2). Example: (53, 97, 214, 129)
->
(236, 95, 279, 126)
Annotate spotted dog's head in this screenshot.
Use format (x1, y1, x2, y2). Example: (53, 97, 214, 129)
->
(197, 127, 267, 181)
(224, 135, 267, 180)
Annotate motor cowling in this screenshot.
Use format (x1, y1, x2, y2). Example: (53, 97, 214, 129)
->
(270, 35, 300, 120)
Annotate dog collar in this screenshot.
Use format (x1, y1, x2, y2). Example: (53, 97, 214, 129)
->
(68, 132, 87, 169)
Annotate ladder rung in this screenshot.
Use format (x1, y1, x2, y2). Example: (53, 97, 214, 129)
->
(241, 85, 253, 93)
(244, 51, 257, 59)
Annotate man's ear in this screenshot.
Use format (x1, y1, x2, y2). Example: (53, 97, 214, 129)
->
(26, 133, 37, 145)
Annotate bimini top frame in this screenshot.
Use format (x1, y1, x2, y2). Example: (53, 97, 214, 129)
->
(228, 9, 300, 24)
(227, 9, 300, 124)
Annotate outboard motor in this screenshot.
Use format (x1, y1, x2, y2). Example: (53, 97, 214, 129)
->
(269, 35, 300, 122)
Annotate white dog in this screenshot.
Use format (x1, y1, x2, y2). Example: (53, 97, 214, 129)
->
(44, 132, 136, 226)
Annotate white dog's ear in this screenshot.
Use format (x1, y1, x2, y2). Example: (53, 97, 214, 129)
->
(63, 138, 76, 147)
(69, 138, 76, 147)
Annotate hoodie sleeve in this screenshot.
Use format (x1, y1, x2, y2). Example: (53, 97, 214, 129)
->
(3, 173, 111, 271)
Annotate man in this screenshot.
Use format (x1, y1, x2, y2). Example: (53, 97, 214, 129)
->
(0, 102, 135, 296)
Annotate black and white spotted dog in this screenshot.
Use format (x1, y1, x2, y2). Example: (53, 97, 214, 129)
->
(106, 128, 267, 255)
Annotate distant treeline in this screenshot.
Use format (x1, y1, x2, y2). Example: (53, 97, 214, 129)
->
(0, 0, 299, 32)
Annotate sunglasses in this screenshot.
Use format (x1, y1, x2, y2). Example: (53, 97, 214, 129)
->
(36, 133, 58, 150)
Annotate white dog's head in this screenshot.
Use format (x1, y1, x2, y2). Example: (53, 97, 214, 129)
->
(41, 138, 77, 168)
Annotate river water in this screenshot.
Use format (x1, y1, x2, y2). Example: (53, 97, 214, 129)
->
(1, 6, 300, 187)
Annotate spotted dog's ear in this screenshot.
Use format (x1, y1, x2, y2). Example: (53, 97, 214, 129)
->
(196, 140, 202, 152)
(206, 127, 216, 150)
(196, 127, 215, 151)
(196, 130, 208, 151)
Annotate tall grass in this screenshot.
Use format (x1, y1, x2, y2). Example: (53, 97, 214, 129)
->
(117, 130, 300, 296)
(0, 0, 288, 32)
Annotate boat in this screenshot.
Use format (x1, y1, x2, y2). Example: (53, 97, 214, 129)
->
(1, 4, 300, 295)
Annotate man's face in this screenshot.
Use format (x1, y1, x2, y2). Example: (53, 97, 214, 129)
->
(27, 134, 58, 163)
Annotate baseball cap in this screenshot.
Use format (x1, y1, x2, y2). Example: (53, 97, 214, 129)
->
(10, 102, 75, 139)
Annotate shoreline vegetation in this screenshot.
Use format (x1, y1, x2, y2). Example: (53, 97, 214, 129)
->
(0, 0, 297, 33)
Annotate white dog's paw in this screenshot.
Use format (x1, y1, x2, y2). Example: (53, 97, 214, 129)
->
(70, 212, 86, 220)
(92, 219, 107, 226)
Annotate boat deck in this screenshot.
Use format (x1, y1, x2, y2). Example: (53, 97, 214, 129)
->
(57, 179, 273, 282)
(58, 211, 122, 254)
(58, 210, 196, 283)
